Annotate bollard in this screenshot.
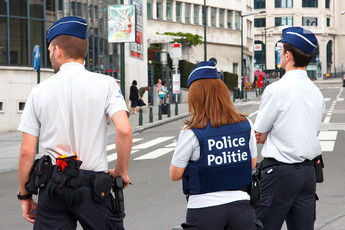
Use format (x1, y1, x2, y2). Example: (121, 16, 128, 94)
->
(158, 105, 162, 120)
(245, 91, 247, 99)
(233, 93, 236, 103)
(175, 102, 178, 115)
(139, 109, 143, 126)
(168, 104, 171, 117)
(255, 89, 258, 97)
(149, 106, 153, 123)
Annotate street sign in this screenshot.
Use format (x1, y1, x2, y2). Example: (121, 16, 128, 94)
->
(33, 45, 40, 72)
(170, 43, 182, 59)
(172, 73, 180, 94)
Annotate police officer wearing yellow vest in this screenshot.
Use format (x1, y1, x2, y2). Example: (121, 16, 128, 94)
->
(17, 16, 132, 229)
(254, 27, 325, 229)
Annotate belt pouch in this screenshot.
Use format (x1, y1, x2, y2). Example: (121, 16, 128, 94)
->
(250, 176, 261, 208)
(93, 173, 112, 202)
(314, 155, 324, 183)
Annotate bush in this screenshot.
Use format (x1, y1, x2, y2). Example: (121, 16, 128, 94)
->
(179, 60, 197, 88)
(223, 72, 238, 91)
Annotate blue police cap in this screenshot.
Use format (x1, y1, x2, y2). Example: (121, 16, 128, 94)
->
(46, 16, 87, 45)
(187, 61, 219, 88)
(281, 27, 317, 54)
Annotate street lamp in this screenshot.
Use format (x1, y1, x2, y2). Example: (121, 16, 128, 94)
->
(203, 0, 207, 61)
(240, 10, 266, 98)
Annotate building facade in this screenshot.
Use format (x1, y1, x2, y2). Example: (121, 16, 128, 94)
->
(0, 0, 147, 132)
(146, 0, 256, 83)
(253, 0, 345, 79)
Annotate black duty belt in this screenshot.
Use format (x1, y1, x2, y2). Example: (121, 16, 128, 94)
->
(261, 158, 314, 170)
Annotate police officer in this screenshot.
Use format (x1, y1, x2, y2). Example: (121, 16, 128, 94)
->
(254, 27, 324, 229)
(170, 61, 259, 230)
(17, 16, 132, 229)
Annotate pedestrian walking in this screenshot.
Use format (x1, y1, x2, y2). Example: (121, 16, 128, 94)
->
(130, 80, 139, 114)
(170, 61, 260, 230)
(138, 86, 151, 110)
(17, 16, 132, 229)
(254, 27, 325, 230)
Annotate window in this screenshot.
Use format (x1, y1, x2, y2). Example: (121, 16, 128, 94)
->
(194, 5, 199, 24)
(176, 2, 181, 22)
(275, 0, 293, 8)
(254, 18, 266, 27)
(275, 16, 293, 26)
(18, 102, 26, 112)
(157, 0, 162, 20)
(211, 8, 216, 27)
(235, 11, 240, 30)
(10, 18, 28, 66)
(302, 17, 318, 26)
(0, 0, 7, 15)
(227, 10, 232, 29)
(166, 0, 172, 21)
(219, 9, 224, 28)
(325, 0, 330, 9)
(326, 17, 330, 27)
(233, 63, 238, 74)
(0, 102, 3, 111)
(0, 17, 8, 65)
(302, 0, 318, 7)
(10, 0, 27, 16)
(30, 0, 44, 19)
(254, 0, 266, 9)
(185, 3, 191, 23)
(147, 0, 153, 19)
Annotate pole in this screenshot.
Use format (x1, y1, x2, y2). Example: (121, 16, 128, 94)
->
(120, 0, 125, 98)
(240, 15, 244, 99)
(264, 28, 267, 79)
(36, 66, 40, 154)
(203, 0, 207, 61)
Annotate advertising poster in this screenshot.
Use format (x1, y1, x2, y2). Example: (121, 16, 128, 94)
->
(108, 5, 136, 43)
(130, 0, 143, 59)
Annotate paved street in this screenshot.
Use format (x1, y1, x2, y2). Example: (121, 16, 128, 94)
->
(1, 78, 345, 229)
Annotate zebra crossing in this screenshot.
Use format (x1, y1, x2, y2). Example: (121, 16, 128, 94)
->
(107, 136, 176, 163)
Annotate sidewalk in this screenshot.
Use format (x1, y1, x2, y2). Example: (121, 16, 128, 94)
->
(0, 91, 258, 172)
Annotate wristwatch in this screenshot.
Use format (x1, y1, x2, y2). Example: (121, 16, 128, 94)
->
(17, 191, 32, 200)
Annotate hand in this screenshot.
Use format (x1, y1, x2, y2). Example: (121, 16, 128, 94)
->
(20, 198, 38, 223)
(108, 169, 131, 189)
(255, 131, 268, 144)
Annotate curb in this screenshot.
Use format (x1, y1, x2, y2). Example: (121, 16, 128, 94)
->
(132, 113, 189, 134)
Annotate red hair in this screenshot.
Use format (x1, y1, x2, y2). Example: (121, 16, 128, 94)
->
(185, 79, 247, 129)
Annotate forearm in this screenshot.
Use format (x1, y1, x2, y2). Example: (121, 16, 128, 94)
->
(115, 129, 132, 175)
(18, 133, 38, 195)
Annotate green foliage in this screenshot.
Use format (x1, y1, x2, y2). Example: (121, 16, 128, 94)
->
(179, 60, 197, 88)
(157, 32, 203, 46)
(223, 72, 239, 91)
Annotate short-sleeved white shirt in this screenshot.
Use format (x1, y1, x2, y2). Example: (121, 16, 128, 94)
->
(171, 118, 257, 209)
(254, 70, 324, 163)
(18, 62, 129, 172)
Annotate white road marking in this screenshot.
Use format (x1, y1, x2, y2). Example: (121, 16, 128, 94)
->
(318, 131, 338, 140)
(106, 138, 143, 151)
(133, 148, 175, 160)
(319, 141, 335, 152)
(132, 137, 174, 149)
(324, 98, 331, 102)
(107, 150, 140, 162)
(165, 142, 176, 147)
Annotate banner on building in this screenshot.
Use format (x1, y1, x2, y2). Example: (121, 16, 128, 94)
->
(108, 5, 136, 43)
(130, 0, 143, 59)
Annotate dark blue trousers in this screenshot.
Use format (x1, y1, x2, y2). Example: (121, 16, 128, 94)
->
(33, 169, 125, 230)
(183, 200, 258, 230)
(255, 164, 316, 230)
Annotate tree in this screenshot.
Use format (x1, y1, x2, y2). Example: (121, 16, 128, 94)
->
(157, 32, 203, 46)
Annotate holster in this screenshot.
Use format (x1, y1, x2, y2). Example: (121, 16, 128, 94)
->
(112, 176, 125, 214)
(314, 155, 324, 183)
(92, 173, 112, 202)
(46, 157, 83, 207)
(250, 163, 261, 208)
(25, 155, 53, 195)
